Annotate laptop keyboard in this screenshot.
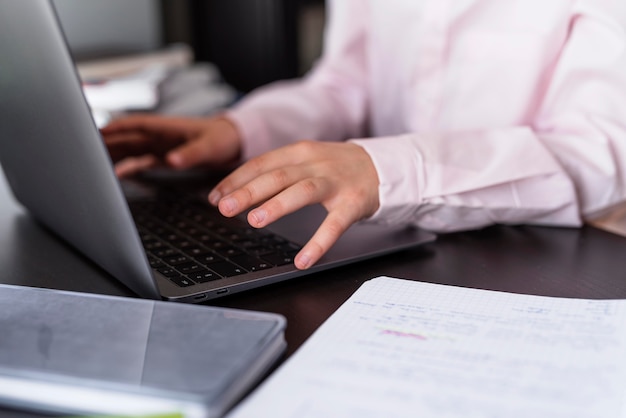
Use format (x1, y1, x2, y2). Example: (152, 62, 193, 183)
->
(129, 197, 302, 288)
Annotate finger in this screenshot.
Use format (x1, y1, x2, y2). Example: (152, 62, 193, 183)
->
(166, 135, 235, 169)
(247, 178, 330, 227)
(101, 114, 198, 138)
(114, 155, 160, 177)
(294, 207, 357, 269)
(216, 166, 318, 218)
(104, 131, 161, 162)
(101, 114, 162, 133)
(210, 142, 311, 204)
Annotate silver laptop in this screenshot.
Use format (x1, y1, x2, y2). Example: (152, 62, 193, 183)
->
(0, 0, 435, 303)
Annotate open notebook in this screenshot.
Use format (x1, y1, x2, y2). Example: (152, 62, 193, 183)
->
(229, 277, 626, 418)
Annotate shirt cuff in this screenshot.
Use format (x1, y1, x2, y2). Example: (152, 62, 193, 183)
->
(350, 135, 425, 225)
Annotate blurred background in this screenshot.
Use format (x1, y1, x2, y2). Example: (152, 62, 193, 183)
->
(54, 0, 325, 92)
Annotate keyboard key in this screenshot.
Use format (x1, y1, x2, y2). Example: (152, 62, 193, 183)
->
(148, 257, 166, 269)
(206, 240, 230, 250)
(207, 261, 247, 277)
(168, 276, 196, 287)
(246, 245, 276, 257)
(261, 252, 295, 266)
(195, 253, 223, 264)
(260, 235, 287, 246)
(157, 267, 181, 278)
(184, 246, 213, 257)
(152, 248, 179, 258)
(161, 232, 184, 243)
(188, 270, 220, 283)
(230, 254, 273, 272)
(275, 242, 302, 252)
(214, 246, 244, 258)
(164, 255, 193, 266)
(177, 263, 206, 274)
(144, 240, 166, 251)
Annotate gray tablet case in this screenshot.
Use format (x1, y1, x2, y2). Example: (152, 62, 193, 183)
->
(0, 284, 286, 417)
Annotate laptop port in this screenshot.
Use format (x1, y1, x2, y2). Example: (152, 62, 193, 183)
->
(216, 288, 229, 295)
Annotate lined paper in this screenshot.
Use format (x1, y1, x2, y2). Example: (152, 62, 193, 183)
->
(228, 276, 626, 418)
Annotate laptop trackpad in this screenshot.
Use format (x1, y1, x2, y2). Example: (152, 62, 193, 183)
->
(265, 204, 433, 265)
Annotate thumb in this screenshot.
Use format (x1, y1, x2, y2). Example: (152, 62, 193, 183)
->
(165, 117, 241, 169)
(166, 135, 239, 169)
(166, 140, 212, 169)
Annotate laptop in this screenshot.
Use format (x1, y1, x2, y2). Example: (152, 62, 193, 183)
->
(0, 0, 435, 303)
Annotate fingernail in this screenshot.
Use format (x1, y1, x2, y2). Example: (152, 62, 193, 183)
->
(208, 190, 221, 206)
(220, 197, 237, 214)
(296, 252, 312, 270)
(250, 209, 266, 226)
(166, 152, 184, 167)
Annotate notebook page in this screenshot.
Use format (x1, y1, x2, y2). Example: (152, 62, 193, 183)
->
(228, 276, 626, 418)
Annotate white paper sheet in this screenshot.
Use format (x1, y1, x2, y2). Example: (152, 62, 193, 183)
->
(82, 64, 168, 113)
(228, 276, 626, 418)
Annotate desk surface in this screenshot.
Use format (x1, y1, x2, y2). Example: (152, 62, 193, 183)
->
(2, 173, 626, 416)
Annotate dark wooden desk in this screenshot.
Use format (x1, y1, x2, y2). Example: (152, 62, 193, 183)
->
(1, 173, 625, 416)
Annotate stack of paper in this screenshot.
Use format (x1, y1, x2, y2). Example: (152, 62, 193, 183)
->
(82, 64, 168, 114)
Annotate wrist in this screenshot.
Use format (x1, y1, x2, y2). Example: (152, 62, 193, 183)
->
(210, 115, 243, 164)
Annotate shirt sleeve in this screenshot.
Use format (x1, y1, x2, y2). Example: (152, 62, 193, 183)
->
(353, 1, 626, 232)
(226, 0, 369, 161)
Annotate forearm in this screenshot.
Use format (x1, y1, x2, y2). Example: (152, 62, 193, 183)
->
(226, 73, 367, 161)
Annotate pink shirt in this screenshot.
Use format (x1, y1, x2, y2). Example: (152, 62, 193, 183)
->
(227, 0, 626, 232)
